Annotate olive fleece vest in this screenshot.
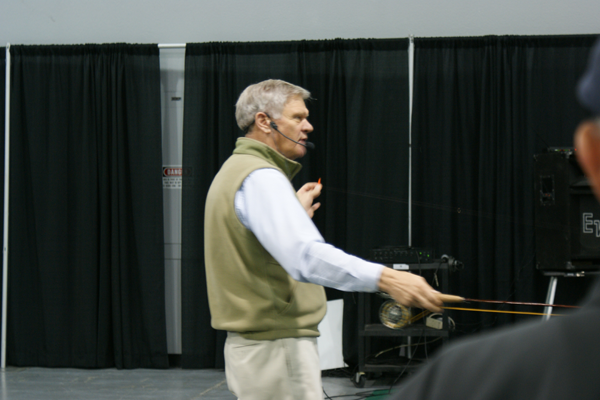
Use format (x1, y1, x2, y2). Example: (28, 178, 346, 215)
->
(204, 137, 327, 340)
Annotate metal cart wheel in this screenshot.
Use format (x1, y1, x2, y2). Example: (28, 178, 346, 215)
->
(353, 371, 366, 388)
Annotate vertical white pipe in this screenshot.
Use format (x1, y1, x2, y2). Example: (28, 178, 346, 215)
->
(407, 37, 416, 358)
(2, 43, 11, 370)
(408, 36, 414, 247)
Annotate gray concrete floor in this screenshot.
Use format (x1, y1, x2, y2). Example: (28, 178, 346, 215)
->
(0, 367, 397, 399)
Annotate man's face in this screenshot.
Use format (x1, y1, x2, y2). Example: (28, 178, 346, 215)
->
(271, 96, 313, 160)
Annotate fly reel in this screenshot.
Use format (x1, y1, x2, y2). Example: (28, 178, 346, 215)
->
(379, 300, 412, 329)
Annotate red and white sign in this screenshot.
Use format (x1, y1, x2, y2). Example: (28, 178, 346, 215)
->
(163, 166, 182, 189)
(163, 167, 183, 177)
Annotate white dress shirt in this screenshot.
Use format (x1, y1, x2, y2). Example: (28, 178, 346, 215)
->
(234, 168, 383, 292)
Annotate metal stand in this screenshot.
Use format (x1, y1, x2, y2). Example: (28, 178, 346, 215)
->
(356, 261, 450, 387)
(542, 276, 558, 321)
(542, 270, 598, 320)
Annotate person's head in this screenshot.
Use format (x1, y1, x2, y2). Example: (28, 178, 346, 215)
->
(236, 79, 313, 160)
(236, 79, 310, 131)
(575, 38, 600, 201)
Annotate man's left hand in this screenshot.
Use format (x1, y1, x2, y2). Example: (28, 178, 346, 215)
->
(297, 182, 322, 218)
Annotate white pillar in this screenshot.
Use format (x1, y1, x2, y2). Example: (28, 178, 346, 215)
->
(2, 43, 12, 370)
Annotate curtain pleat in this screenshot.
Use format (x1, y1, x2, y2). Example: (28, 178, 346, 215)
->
(8, 44, 168, 368)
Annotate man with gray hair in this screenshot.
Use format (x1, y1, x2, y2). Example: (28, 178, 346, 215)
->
(204, 79, 443, 400)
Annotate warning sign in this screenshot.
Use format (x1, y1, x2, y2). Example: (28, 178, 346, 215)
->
(163, 166, 182, 189)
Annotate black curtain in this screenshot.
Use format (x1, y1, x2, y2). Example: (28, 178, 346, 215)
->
(181, 39, 410, 368)
(412, 35, 598, 335)
(8, 44, 168, 368)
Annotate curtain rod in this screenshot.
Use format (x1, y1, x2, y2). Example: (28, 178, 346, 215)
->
(158, 43, 186, 49)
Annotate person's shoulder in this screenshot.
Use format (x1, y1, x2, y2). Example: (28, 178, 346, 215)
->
(390, 320, 561, 400)
(441, 316, 561, 357)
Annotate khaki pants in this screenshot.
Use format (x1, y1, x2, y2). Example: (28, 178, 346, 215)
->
(224, 332, 322, 400)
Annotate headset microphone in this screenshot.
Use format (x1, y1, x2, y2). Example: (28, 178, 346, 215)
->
(269, 120, 315, 150)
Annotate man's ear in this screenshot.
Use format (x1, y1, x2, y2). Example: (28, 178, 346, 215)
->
(254, 112, 271, 133)
(575, 121, 600, 200)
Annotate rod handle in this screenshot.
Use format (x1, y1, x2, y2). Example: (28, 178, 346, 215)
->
(438, 294, 465, 303)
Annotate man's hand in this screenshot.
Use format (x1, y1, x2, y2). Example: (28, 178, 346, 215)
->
(297, 182, 322, 218)
(378, 267, 443, 313)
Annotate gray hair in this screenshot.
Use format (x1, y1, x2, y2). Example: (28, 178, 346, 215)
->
(235, 79, 310, 132)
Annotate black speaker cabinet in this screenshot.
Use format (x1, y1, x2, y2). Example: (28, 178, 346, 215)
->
(534, 152, 600, 272)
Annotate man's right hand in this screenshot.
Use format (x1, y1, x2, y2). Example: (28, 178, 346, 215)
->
(377, 267, 443, 313)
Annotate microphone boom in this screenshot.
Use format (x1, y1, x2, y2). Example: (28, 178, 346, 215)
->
(269, 119, 315, 149)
